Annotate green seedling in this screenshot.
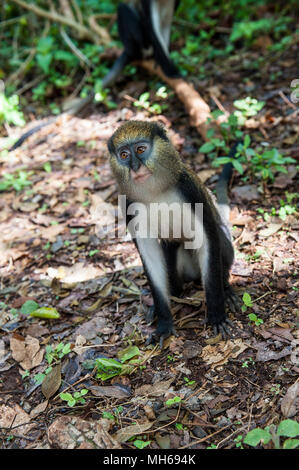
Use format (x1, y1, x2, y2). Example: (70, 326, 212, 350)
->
(243, 419, 299, 449)
(60, 389, 88, 407)
(248, 313, 263, 327)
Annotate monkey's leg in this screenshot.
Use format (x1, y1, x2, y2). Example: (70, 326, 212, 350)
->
(102, 3, 144, 88)
(160, 240, 182, 296)
(198, 246, 232, 338)
(135, 238, 176, 346)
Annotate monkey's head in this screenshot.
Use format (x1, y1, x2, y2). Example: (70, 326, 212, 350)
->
(108, 121, 182, 202)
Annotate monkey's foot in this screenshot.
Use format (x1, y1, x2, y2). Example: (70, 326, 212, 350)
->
(144, 305, 156, 325)
(212, 318, 234, 339)
(224, 287, 241, 313)
(145, 323, 177, 348)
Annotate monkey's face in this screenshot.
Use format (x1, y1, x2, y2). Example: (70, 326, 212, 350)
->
(108, 121, 182, 202)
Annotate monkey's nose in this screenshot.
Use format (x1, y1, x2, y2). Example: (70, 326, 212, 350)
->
(130, 156, 141, 172)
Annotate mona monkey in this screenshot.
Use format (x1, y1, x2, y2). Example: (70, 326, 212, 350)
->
(108, 121, 239, 346)
(102, 0, 181, 88)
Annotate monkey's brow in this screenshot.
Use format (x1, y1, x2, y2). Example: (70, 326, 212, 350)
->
(116, 139, 150, 149)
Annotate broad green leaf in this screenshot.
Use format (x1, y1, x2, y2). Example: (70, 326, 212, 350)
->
(277, 419, 299, 438)
(21, 300, 40, 315)
(36, 53, 52, 74)
(199, 142, 215, 153)
(243, 428, 272, 447)
(283, 439, 299, 449)
(118, 345, 140, 363)
(134, 440, 151, 449)
(242, 292, 253, 307)
(232, 159, 244, 174)
(244, 134, 251, 147)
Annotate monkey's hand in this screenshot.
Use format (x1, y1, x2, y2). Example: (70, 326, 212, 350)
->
(145, 320, 177, 348)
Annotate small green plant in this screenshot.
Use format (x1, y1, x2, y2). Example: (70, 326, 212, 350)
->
(277, 197, 297, 220)
(94, 80, 117, 109)
(242, 357, 255, 368)
(270, 384, 281, 396)
(102, 411, 115, 421)
(233, 97, 265, 125)
(241, 292, 253, 312)
(165, 396, 182, 407)
(234, 435, 244, 449)
(243, 419, 299, 449)
(95, 345, 140, 381)
(133, 88, 169, 115)
(245, 250, 264, 262)
(0, 92, 25, 127)
(167, 354, 175, 363)
(59, 389, 88, 407)
(0, 171, 32, 192)
(183, 377, 196, 387)
(248, 313, 263, 327)
(133, 439, 151, 449)
(45, 342, 71, 365)
(34, 342, 71, 385)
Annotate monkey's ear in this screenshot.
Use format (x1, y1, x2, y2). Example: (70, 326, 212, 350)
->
(107, 137, 115, 154)
(152, 122, 168, 142)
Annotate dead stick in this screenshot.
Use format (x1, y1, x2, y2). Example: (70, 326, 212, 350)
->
(137, 59, 212, 140)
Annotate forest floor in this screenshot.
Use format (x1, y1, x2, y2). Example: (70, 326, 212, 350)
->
(0, 35, 298, 450)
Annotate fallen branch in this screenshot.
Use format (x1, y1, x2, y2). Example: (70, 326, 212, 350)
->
(10, 0, 108, 44)
(88, 14, 113, 44)
(137, 59, 212, 139)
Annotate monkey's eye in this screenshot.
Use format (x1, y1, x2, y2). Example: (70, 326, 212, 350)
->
(136, 145, 147, 155)
(119, 150, 130, 160)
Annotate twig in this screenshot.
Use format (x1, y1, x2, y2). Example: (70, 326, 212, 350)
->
(137, 59, 212, 139)
(59, 0, 75, 24)
(15, 74, 45, 96)
(71, 0, 83, 25)
(60, 27, 93, 68)
(278, 90, 297, 110)
(88, 14, 112, 44)
(0, 15, 28, 27)
(11, 0, 97, 43)
(179, 424, 232, 448)
(216, 424, 248, 448)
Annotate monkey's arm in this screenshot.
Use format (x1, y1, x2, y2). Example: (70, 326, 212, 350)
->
(134, 237, 176, 346)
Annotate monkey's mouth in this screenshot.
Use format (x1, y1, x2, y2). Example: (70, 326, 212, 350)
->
(130, 166, 152, 183)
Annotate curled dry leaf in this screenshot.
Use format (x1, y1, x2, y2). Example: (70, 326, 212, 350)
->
(48, 416, 119, 449)
(41, 363, 62, 399)
(201, 339, 248, 367)
(134, 378, 174, 398)
(112, 419, 153, 443)
(10, 334, 44, 370)
(30, 400, 48, 418)
(281, 382, 299, 418)
(0, 404, 33, 435)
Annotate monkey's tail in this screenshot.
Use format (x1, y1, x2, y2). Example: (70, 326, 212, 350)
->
(216, 142, 239, 222)
(101, 51, 130, 89)
(9, 120, 54, 152)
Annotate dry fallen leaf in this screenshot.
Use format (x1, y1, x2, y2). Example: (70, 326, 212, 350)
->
(30, 400, 48, 418)
(201, 339, 248, 367)
(259, 223, 283, 238)
(41, 363, 62, 399)
(134, 378, 174, 397)
(281, 381, 299, 418)
(10, 334, 44, 370)
(0, 404, 33, 435)
(112, 419, 153, 443)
